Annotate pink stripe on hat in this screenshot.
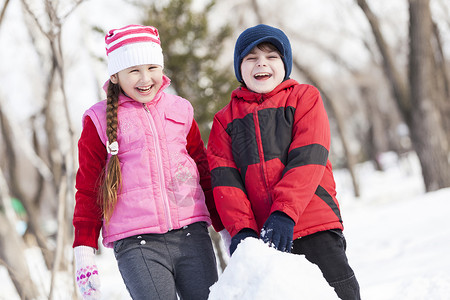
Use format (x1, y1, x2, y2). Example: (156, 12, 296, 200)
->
(105, 24, 164, 75)
(105, 25, 161, 54)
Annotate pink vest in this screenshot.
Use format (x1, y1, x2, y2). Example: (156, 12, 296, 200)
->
(85, 77, 211, 248)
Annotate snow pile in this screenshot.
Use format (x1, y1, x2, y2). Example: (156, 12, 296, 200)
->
(208, 238, 335, 300)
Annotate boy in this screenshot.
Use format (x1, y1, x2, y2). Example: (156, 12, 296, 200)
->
(207, 24, 361, 299)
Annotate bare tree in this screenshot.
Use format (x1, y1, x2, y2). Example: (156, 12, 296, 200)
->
(0, 0, 84, 298)
(431, 20, 450, 138)
(0, 0, 10, 27)
(0, 107, 40, 299)
(356, 0, 450, 191)
(20, 0, 84, 297)
(408, 0, 450, 190)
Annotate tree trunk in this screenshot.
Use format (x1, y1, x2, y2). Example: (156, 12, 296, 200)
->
(0, 169, 39, 299)
(0, 105, 54, 268)
(0, 215, 40, 299)
(360, 86, 385, 171)
(0, 0, 10, 26)
(357, 0, 450, 191)
(356, 0, 411, 121)
(431, 22, 450, 144)
(49, 175, 67, 300)
(408, 0, 450, 191)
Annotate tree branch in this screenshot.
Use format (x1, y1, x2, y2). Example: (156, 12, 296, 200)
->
(0, 0, 10, 27)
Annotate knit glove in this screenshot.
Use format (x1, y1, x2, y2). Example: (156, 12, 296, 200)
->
(219, 229, 232, 256)
(74, 246, 101, 300)
(229, 228, 259, 256)
(260, 211, 295, 252)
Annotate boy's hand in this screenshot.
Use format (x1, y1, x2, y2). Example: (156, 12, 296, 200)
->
(229, 228, 259, 256)
(260, 211, 295, 252)
(74, 246, 101, 300)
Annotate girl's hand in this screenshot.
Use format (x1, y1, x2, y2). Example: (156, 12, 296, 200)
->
(74, 246, 101, 300)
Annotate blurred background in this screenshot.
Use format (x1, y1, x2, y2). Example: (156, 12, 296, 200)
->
(0, 0, 449, 299)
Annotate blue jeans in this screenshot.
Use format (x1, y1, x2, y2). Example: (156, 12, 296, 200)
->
(113, 222, 218, 300)
(292, 229, 361, 300)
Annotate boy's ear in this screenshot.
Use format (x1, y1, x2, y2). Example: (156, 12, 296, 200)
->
(110, 74, 118, 84)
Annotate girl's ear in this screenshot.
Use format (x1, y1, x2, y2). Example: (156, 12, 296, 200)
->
(110, 74, 119, 84)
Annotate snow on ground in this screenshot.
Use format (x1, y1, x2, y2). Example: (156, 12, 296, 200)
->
(1, 152, 450, 300)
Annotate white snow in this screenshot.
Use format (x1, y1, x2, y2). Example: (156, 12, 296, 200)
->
(209, 238, 336, 299)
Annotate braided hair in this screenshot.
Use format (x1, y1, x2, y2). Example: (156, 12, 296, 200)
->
(100, 80, 122, 224)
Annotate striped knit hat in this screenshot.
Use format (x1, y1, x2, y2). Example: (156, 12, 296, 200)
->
(234, 24, 292, 83)
(105, 24, 164, 76)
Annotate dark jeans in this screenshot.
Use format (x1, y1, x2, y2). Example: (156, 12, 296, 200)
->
(113, 222, 218, 300)
(292, 229, 361, 300)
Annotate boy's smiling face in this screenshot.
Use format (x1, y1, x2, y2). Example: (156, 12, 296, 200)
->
(240, 45, 285, 94)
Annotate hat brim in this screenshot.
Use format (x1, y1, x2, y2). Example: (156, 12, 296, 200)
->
(239, 36, 286, 61)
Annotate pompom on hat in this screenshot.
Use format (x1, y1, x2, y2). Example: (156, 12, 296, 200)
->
(234, 24, 292, 83)
(105, 24, 164, 76)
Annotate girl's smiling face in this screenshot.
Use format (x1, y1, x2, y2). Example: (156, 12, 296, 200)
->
(240, 44, 285, 94)
(110, 64, 163, 103)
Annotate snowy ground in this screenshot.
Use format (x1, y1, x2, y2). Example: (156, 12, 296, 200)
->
(1, 152, 450, 300)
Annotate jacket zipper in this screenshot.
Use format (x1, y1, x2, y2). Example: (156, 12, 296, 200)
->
(253, 103, 271, 204)
(143, 104, 173, 231)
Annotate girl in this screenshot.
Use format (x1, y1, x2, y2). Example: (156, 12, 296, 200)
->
(73, 24, 223, 300)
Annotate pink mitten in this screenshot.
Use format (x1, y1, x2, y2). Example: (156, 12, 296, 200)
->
(74, 246, 101, 300)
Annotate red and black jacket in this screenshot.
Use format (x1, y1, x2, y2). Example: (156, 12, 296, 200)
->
(206, 79, 343, 239)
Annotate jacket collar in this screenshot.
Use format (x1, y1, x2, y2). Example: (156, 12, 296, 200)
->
(231, 79, 298, 103)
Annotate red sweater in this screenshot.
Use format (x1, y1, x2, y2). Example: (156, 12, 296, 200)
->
(207, 79, 343, 238)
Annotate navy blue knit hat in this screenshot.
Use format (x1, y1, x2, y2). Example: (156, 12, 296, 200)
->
(234, 24, 292, 83)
